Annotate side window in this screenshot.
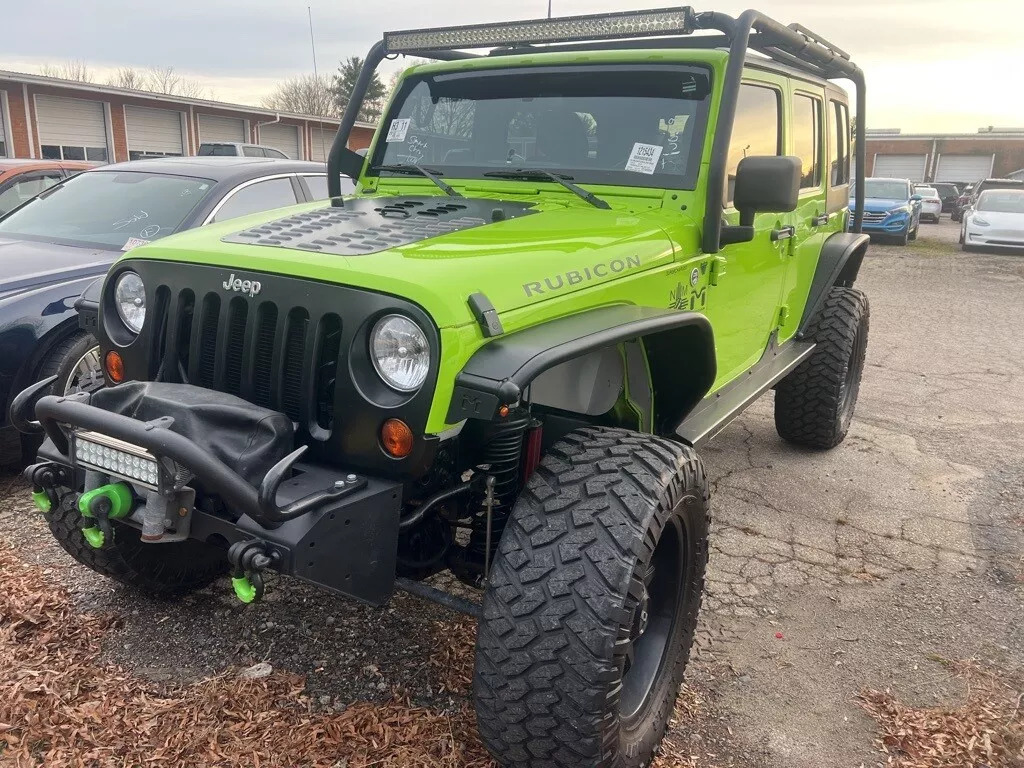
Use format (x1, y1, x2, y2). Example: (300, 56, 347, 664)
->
(265, 148, 288, 159)
(242, 146, 265, 158)
(792, 93, 823, 189)
(725, 83, 781, 204)
(303, 175, 329, 200)
(829, 99, 850, 187)
(212, 178, 298, 222)
(0, 173, 62, 215)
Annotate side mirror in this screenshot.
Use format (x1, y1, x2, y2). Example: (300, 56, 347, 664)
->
(910, 194, 922, 202)
(733, 156, 802, 226)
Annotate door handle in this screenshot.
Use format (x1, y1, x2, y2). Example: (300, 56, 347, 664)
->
(811, 213, 829, 226)
(771, 225, 796, 241)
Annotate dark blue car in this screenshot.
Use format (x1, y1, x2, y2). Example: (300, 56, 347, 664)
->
(849, 177, 922, 245)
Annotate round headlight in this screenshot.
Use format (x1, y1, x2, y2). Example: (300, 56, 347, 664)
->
(371, 315, 429, 392)
(114, 271, 146, 334)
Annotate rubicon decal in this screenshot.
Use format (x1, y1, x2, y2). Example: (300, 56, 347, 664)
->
(222, 273, 262, 297)
(523, 255, 642, 298)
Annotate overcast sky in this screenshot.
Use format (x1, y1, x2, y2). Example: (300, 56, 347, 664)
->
(3, 0, 1022, 132)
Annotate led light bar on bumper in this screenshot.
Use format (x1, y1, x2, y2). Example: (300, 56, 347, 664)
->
(73, 430, 162, 489)
(383, 6, 696, 52)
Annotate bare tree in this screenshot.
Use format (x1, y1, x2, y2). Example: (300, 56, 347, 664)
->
(146, 66, 209, 99)
(40, 60, 93, 83)
(107, 67, 147, 90)
(261, 74, 338, 117)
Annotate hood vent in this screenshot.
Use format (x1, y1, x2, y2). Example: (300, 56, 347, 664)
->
(222, 195, 536, 257)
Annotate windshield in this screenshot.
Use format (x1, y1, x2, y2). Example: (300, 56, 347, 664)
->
(863, 179, 910, 199)
(0, 171, 214, 249)
(976, 190, 1024, 213)
(370, 64, 712, 190)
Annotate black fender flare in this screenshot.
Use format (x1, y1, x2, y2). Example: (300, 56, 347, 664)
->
(446, 305, 716, 433)
(74, 276, 104, 333)
(798, 232, 869, 338)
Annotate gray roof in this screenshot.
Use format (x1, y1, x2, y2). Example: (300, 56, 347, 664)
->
(90, 156, 327, 182)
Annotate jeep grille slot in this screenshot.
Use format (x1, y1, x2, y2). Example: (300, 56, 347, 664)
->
(195, 294, 220, 388)
(174, 290, 195, 376)
(313, 313, 342, 434)
(281, 308, 308, 421)
(252, 303, 278, 408)
(224, 297, 249, 396)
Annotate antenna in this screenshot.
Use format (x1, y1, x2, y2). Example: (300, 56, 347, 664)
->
(547, 0, 552, 19)
(308, 6, 328, 163)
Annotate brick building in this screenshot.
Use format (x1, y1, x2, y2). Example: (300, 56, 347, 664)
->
(0, 70, 375, 164)
(862, 128, 1024, 184)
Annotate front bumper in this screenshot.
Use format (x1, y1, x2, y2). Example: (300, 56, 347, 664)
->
(965, 229, 1024, 248)
(16, 381, 403, 605)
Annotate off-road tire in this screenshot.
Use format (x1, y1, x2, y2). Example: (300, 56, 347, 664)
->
(474, 427, 710, 768)
(774, 287, 869, 449)
(46, 492, 226, 596)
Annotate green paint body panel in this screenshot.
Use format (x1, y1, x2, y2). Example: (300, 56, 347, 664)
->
(108, 48, 848, 437)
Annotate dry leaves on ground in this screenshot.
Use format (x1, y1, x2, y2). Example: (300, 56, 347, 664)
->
(0, 542, 493, 767)
(859, 658, 1024, 768)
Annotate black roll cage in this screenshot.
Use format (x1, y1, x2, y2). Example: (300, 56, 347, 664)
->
(327, 6, 866, 252)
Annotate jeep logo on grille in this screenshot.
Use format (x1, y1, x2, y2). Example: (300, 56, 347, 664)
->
(222, 273, 262, 297)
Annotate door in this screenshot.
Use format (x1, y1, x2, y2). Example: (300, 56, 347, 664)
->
(259, 123, 301, 159)
(125, 105, 184, 159)
(310, 126, 334, 162)
(872, 154, 927, 182)
(704, 79, 793, 387)
(36, 95, 109, 162)
(935, 154, 993, 184)
(198, 114, 246, 145)
(781, 86, 828, 344)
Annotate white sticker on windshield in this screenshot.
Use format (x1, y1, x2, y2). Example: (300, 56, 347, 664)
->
(386, 118, 411, 143)
(625, 143, 663, 175)
(122, 237, 151, 251)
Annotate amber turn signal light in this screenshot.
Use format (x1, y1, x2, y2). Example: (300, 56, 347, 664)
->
(381, 418, 414, 458)
(104, 350, 125, 383)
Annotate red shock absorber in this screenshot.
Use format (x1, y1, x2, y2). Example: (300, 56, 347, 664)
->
(521, 419, 543, 484)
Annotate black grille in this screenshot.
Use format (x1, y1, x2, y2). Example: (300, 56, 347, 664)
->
(152, 289, 338, 439)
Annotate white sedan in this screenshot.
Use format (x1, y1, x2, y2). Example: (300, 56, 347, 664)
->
(961, 189, 1024, 251)
(914, 186, 942, 222)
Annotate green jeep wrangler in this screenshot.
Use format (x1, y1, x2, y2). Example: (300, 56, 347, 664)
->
(14, 7, 869, 766)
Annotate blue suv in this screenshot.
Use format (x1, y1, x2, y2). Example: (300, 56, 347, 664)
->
(850, 177, 922, 245)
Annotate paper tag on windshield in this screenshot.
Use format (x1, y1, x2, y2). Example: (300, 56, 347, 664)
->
(386, 118, 411, 143)
(122, 237, 151, 251)
(625, 143, 663, 175)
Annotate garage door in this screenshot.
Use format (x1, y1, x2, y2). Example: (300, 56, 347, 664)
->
(36, 95, 108, 162)
(125, 106, 183, 159)
(198, 114, 246, 144)
(935, 154, 993, 184)
(259, 123, 300, 159)
(310, 126, 336, 163)
(872, 154, 927, 181)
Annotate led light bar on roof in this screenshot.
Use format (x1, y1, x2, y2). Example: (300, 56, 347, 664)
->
(384, 6, 696, 54)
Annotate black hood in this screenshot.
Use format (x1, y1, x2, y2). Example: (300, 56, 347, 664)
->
(0, 236, 117, 301)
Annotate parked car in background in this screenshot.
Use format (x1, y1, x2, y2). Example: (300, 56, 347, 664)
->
(197, 142, 290, 159)
(913, 185, 943, 222)
(960, 188, 1024, 252)
(851, 177, 921, 245)
(952, 178, 1023, 222)
(0, 156, 337, 464)
(929, 182, 960, 212)
(0, 159, 94, 216)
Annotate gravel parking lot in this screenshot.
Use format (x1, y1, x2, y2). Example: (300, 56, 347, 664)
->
(1, 216, 1021, 767)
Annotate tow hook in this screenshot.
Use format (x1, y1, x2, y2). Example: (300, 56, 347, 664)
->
(24, 462, 64, 514)
(78, 483, 134, 548)
(228, 540, 279, 604)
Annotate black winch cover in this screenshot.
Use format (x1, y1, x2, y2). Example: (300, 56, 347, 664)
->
(89, 382, 294, 487)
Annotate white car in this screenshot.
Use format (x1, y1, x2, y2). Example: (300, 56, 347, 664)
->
(914, 185, 942, 222)
(961, 189, 1024, 251)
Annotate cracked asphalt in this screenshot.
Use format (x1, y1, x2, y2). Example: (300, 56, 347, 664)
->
(1, 216, 1021, 767)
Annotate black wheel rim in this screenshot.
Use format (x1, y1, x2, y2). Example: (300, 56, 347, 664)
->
(620, 515, 686, 721)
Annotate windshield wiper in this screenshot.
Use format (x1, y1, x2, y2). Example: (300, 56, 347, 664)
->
(483, 169, 610, 210)
(371, 163, 461, 197)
